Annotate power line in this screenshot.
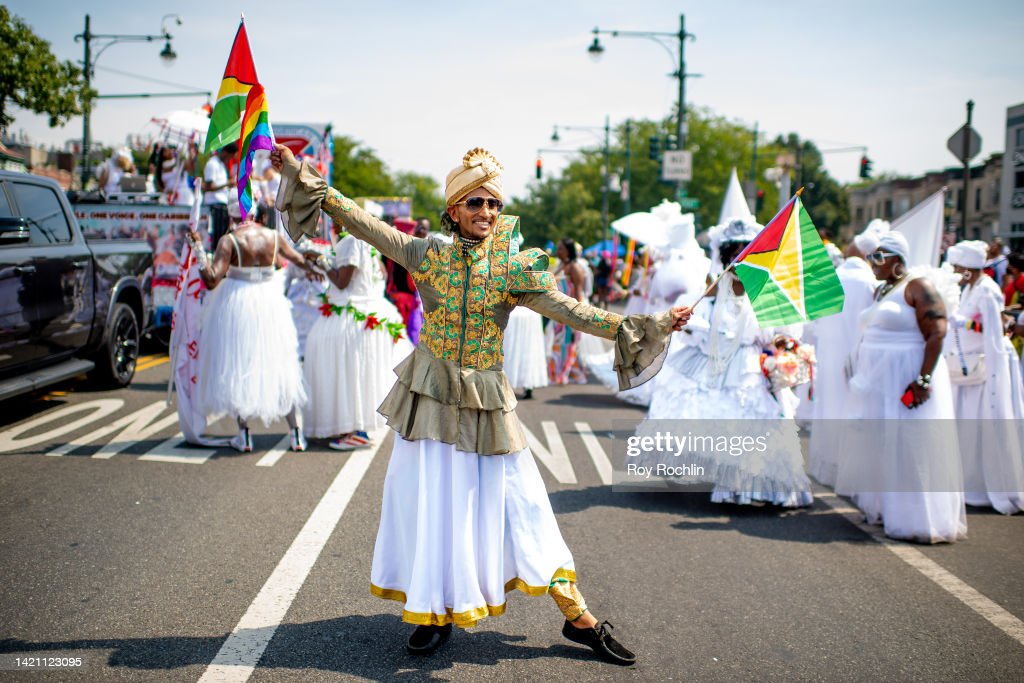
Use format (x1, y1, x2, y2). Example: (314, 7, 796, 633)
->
(94, 64, 208, 94)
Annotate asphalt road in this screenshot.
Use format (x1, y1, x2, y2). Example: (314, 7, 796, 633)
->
(0, 356, 1022, 681)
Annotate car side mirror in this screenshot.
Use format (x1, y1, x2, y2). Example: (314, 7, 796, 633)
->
(0, 217, 31, 244)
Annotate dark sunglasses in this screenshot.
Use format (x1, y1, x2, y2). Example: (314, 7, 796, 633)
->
(867, 250, 898, 265)
(457, 197, 504, 213)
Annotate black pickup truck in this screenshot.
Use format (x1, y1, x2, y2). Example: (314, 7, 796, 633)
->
(0, 171, 153, 400)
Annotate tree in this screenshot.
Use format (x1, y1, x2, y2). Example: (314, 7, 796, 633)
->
(766, 133, 850, 237)
(0, 6, 91, 132)
(393, 170, 445, 223)
(330, 135, 395, 198)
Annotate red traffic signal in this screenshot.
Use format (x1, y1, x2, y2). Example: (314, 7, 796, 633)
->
(535, 157, 542, 180)
(859, 155, 873, 179)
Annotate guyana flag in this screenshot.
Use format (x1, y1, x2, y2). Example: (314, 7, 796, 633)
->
(731, 194, 845, 327)
(205, 19, 258, 153)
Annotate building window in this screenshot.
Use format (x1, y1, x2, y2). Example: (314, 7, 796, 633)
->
(975, 187, 982, 211)
(972, 226, 981, 239)
(855, 207, 863, 224)
(1017, 128, 1024, 147)
(1016, 171, 1024, 190)
(1011, 223, 1024, 234)
(956, 188, 963, 211)
(884, 199, 893, 219)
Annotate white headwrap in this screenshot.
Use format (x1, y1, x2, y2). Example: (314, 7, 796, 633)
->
(707, 216, 762, 273)
(947, 240, 988, 269)
(877, 232, 910, 263)
(853, 218, 890, 256)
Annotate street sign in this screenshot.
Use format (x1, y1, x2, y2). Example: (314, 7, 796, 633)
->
(678, 197, 700, 210)
(661, 150, 693, 182)
(947, 124, 981, 164)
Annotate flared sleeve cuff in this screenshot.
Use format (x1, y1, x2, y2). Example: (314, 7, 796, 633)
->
(614, 310, 674, 391)
(276, 159, 329, 241)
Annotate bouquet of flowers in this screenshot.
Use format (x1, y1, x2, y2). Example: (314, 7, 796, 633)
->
(760, 336, 816, 393)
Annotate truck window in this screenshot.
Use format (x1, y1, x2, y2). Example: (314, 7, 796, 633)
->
(0, 183, 12, 217)
(10, 182, 72, 244)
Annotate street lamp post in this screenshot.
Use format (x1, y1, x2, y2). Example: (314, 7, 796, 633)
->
(551, 116, 613, 247)
(75, 13, 182, 189)
(588, 14, 698, 201)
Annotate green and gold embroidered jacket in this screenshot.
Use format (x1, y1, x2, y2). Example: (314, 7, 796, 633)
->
(280, 160, 674, 455)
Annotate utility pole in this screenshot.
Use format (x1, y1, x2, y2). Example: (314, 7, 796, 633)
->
(961, 99, 974, 240)
(602, 115, 610, 247)
(624, 120, 632, 215)
(676, 13, 687, 202)
(80, 15, 92, 189)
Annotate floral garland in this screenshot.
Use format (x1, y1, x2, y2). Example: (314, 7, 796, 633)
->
(318, 293, 406, 344)
(759, 336, 816, 394)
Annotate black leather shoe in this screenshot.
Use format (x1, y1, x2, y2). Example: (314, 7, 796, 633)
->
(561, 620, 636, 666)
(406, 623, 452, 655)
(524, 388, 533, 400)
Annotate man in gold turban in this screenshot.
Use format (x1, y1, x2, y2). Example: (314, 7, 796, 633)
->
(272, 143, 691, 665)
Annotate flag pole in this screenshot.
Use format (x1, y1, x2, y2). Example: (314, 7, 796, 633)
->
(688, 186, 805, 309)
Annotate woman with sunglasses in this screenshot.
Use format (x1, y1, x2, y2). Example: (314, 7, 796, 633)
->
(837, 232, 967, 543)
(271, 144, 692, 664)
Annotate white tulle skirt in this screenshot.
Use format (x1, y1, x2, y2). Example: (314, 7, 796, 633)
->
(644, 345, 813, 507)
(370, 437, 575, 628)
(502, 307, 549, 391)
(302, 297, 414, 438)
(838, 333, 967, 543)
(198, 276, 307, 425)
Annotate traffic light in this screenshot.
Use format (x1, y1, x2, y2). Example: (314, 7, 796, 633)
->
(648, 136, 661, 161)
(756, 189, 765, 212)
(535, 157, 542, 180)
(859, 155, 873, 179)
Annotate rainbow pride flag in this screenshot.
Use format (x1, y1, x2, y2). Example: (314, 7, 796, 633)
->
(205, 19, 258, 153)
(731, 194, 845, 327)
(237, 84, 274, 220)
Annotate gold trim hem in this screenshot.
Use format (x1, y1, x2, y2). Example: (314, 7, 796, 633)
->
(370, 567, 577, 628)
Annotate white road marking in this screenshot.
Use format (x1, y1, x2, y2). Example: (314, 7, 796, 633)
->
(818, 492, 1024, 647)
(198, 428, 389, 683)
(575, 421, 613, 485)
(91, 403, 180, 459)
(255, 435, 291, 467)
(0, 399, 124, 453)
(47, 401, 168, 456)
(522, 420, 577, 484)
(138, 435, 216, 464)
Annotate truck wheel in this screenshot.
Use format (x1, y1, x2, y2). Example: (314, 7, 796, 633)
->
(91, 303, 140, 388)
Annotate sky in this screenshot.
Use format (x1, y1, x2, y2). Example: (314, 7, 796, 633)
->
(5, 0, 1023, 202)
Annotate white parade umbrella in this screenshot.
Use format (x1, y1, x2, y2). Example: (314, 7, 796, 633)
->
(611, 211, 670, 249)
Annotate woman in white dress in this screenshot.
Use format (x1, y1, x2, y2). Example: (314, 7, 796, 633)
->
(839, 232, 967, 543)
(188, 220, 318, 452)
(645, 218, 813, 507)
(946, 240, 1024, 514)
(303, 232, 413, 450)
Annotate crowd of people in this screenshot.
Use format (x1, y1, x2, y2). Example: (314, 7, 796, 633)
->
(170, 136, 1022, 665)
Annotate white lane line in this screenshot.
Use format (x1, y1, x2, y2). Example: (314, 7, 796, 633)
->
(522, 421, 577, 484)
(255, 435, 291, 468)
(198, 428, 389, 683)
(0, 399, 124, 454)
(575, 421, 613, 485)
(818, 493, 1024, 647)
(137, 434, 216, 464)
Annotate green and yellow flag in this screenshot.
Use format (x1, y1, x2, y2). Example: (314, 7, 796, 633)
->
(731, 194, 845, 327)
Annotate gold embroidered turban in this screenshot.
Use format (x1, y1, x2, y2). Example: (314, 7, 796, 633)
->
(445, 147, 504, 206)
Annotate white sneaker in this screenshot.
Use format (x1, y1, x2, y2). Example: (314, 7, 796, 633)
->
(230, 428, 253, 453)
(290, 427, 308, 452)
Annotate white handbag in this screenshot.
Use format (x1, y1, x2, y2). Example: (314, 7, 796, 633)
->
(947, 350, 986, 385)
